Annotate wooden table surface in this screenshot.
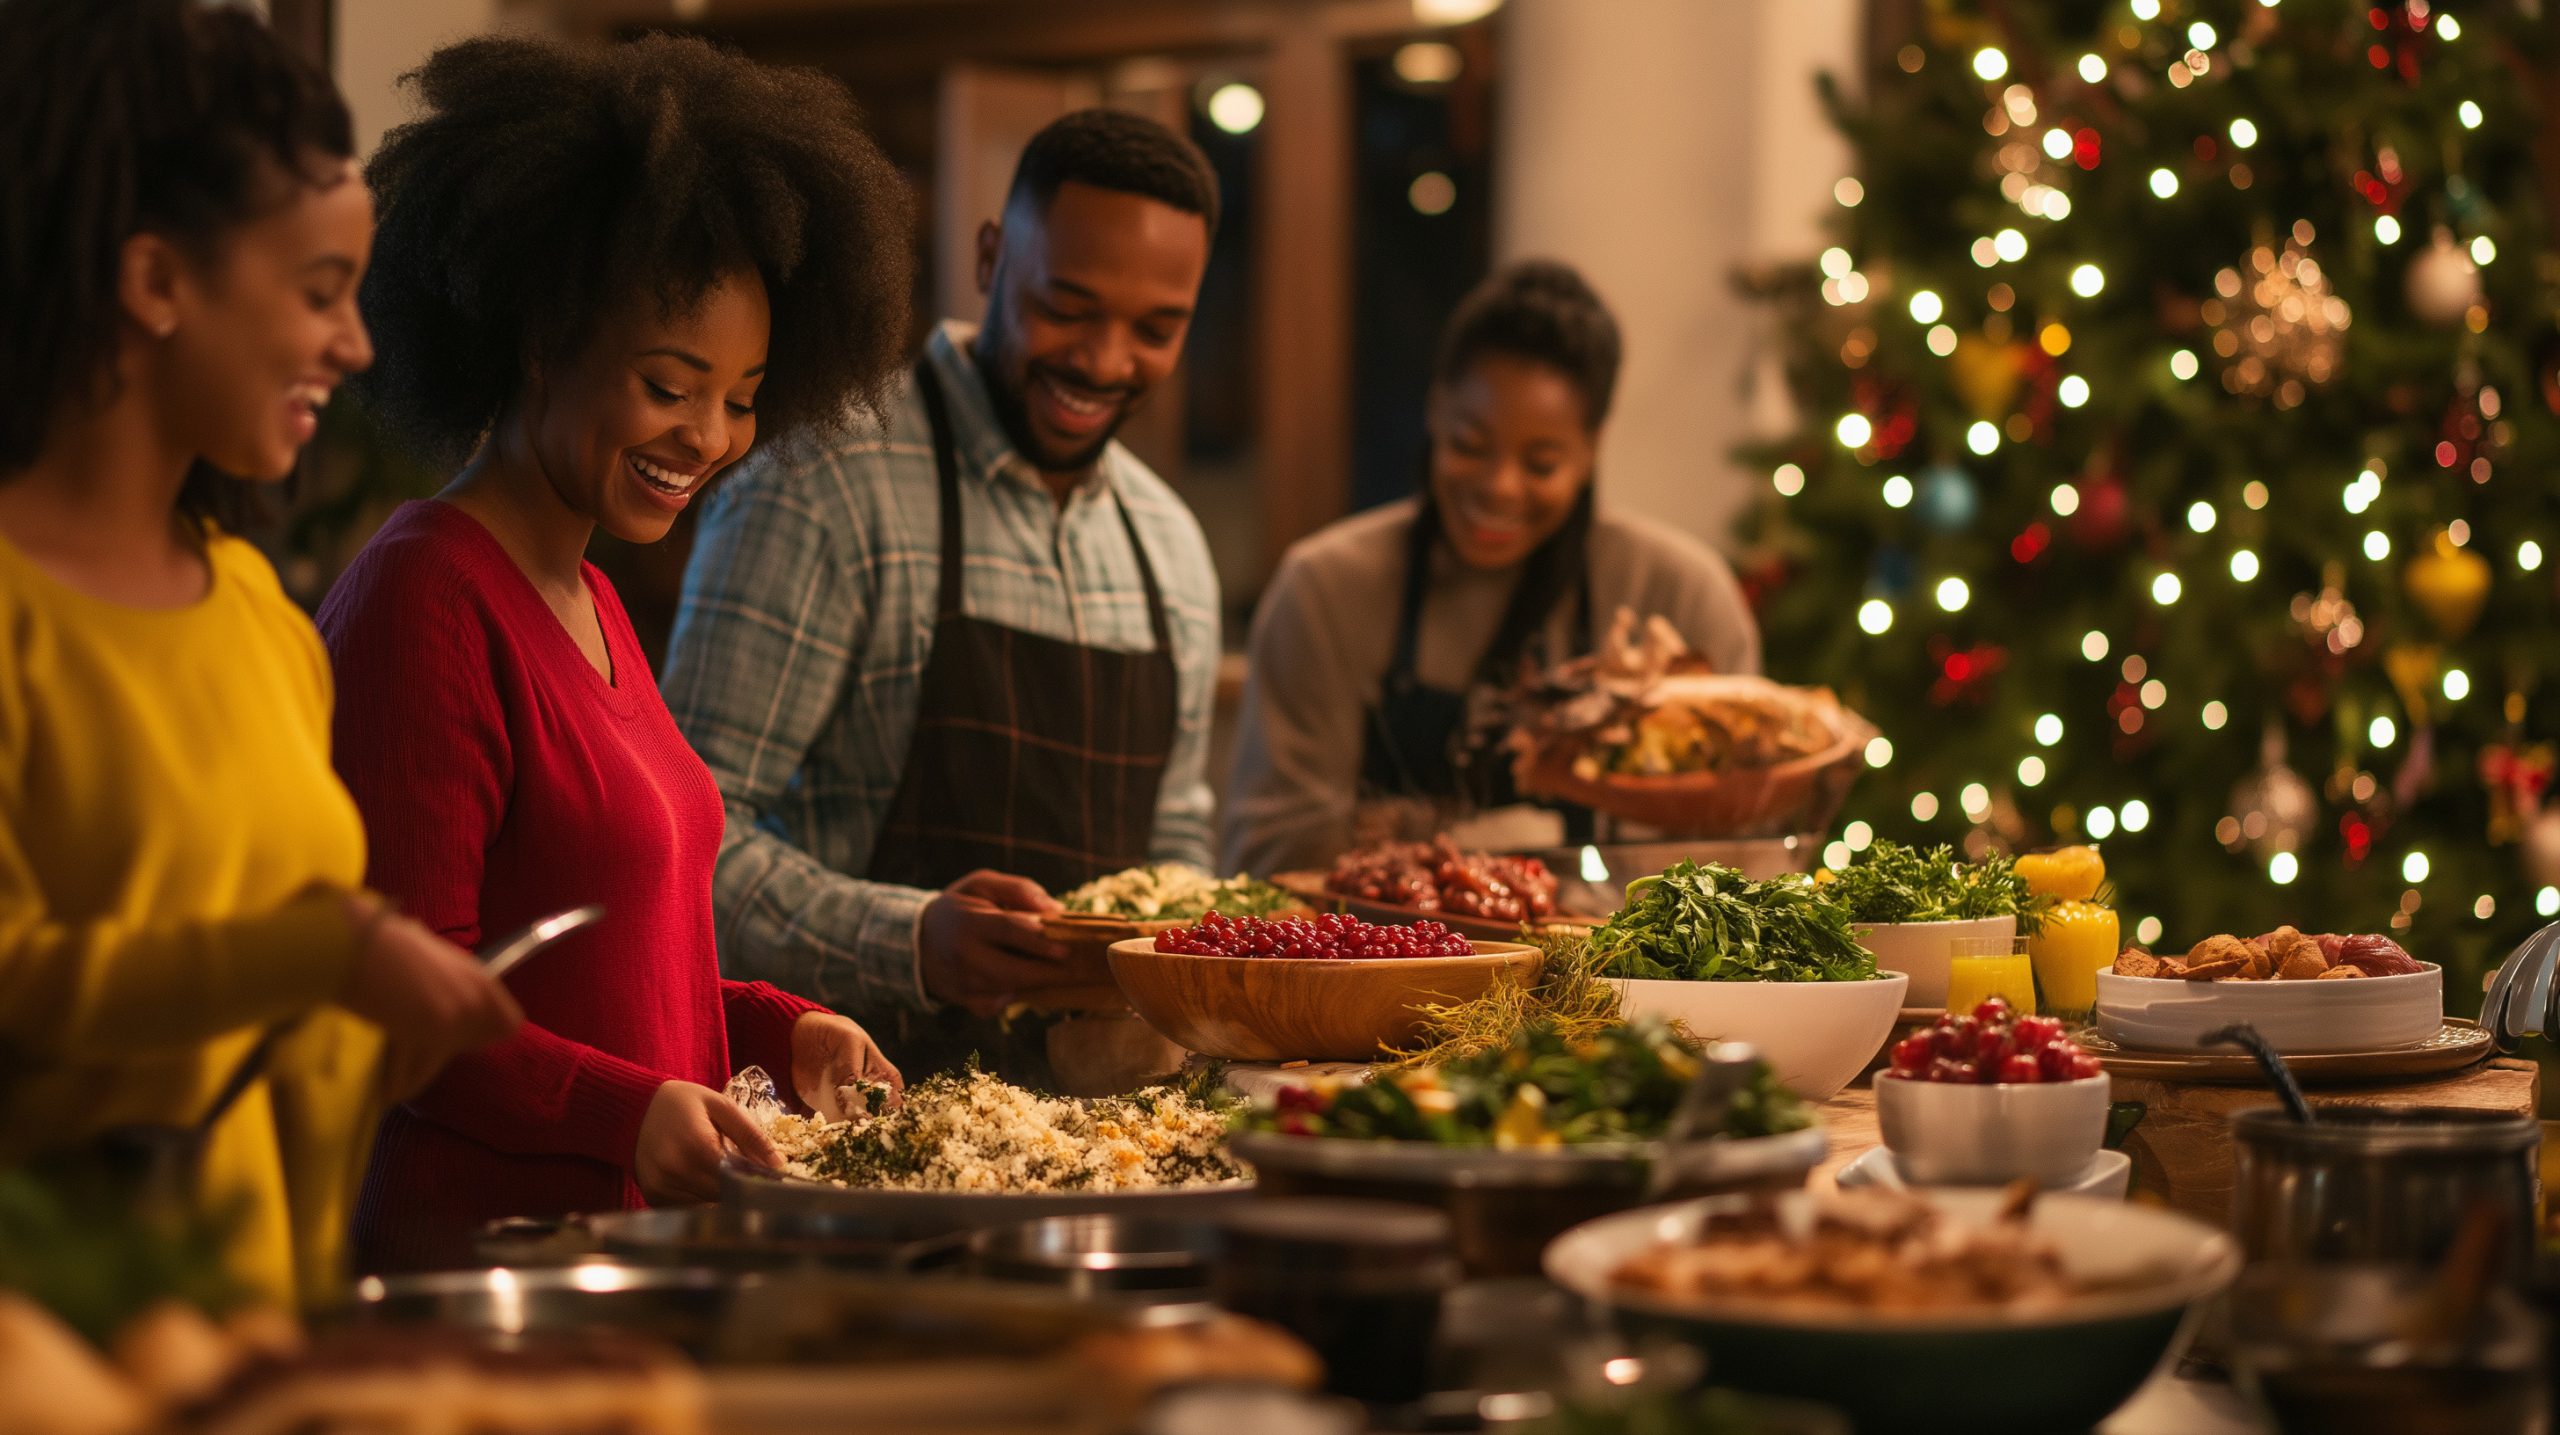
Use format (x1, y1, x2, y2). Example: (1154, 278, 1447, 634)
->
(1813, 1056, 2542, 1223)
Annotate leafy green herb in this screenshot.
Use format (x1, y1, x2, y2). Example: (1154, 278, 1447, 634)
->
(0, 1165, 241, 1344)
(1590, 861, 1875, 983)
(1821, 840, 2045, 934)
(1240, 1020, 1810, 1146)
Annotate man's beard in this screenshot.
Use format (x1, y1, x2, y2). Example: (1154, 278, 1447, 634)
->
(972, 299, 1136, 474)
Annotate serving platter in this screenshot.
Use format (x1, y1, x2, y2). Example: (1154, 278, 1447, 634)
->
(2068, 1018, 2495, 1084)
(1268, 870, 1602, 942)
(719, 1159, 1255, 1238)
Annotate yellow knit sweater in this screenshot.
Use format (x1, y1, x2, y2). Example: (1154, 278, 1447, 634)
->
(0, 529, 379, 1307)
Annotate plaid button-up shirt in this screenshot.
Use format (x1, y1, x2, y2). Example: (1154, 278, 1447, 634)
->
(663, 322, 1221, 1017)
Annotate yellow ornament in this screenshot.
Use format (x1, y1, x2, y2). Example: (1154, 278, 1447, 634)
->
(2015, 845, 2105, 902)
(1949, 336, 2027, 421)
(2402, 530, 2491, 639)
(2383, 643, 2440, 727)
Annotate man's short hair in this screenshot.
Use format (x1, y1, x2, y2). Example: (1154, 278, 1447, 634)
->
(1005, 107, 1220, 237)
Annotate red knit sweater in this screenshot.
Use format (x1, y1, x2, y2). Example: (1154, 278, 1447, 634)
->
(320, 500, 820, 1273)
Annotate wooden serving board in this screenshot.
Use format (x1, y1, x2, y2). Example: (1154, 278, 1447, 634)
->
(1269, 870, 1603, 943)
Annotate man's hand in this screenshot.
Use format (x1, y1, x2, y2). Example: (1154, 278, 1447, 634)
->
(917, 868, 1077, 1017)
(790, 1010, 903, 1120)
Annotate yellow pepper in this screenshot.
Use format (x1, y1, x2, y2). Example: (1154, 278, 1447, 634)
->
(2016, 845, 2106, 902)
(1492, 1085, 1558, 1150)
(2028, 898, 2120, 1017)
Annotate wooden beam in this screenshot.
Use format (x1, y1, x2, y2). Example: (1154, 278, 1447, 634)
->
(1252, 13, 1352, 570)
(573, 0, 1426, 67)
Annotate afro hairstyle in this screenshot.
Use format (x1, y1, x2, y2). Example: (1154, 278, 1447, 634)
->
(357, 33, 915, 470)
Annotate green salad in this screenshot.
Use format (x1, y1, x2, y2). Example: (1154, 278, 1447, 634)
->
(1056, 863, 1296, 921)
(1240, 1020, 1809, 1147)
(1590, 860, 1876, 983)
(1820, 840, 2044, 933)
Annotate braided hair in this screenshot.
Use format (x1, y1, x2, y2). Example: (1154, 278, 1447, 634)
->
(0, 0, 353, 529)
(356, 33, 915, 471)
(1411, 259, 1624, 685)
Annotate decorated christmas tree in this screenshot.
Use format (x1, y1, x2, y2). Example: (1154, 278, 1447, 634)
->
(1742, 0, 2559, 995)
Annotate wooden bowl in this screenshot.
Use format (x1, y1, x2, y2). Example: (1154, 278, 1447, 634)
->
(1105, 938, 1542, 1062)
(1032, 910, 1308, 1013)
(1268, 871, 1601, 944)
(1512, 726, 1870, 835)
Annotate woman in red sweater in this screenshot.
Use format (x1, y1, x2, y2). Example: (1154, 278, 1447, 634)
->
(319, 34, 917, 1271)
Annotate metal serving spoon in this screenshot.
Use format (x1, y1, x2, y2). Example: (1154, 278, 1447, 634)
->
(481, 903, 607, 981)
(1644, 1039, 1766, 1200)
(2480, 920, 2560, 1051)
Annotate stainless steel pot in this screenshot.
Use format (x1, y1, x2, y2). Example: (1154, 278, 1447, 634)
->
(2230, 1107, 2541, 1274)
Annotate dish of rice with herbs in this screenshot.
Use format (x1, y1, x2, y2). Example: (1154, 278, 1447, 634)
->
(764, 1070, 1247, 1193)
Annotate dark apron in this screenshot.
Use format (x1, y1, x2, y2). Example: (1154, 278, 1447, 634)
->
(1358, 514, 1595, 843)
(863, 360, 1180, 1086)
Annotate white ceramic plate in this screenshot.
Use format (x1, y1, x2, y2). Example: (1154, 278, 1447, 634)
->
(1612, 973, 1909, 1102)
(1839, 1146, 2132, 1200)
(2093, 963, 2442, 1054)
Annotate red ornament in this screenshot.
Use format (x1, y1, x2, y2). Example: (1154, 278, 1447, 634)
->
(2352, 145, 2410, 214)
(2071, 128, 2101, 170)
(1737, 551, 1793, 610)
(2067, 473, 2131, 549)
(2341, 812, 2373, 864)
(1925, 636, 2008, 706)
(1851, 373, 1920, 462)
(2010, 522, 2052, 565)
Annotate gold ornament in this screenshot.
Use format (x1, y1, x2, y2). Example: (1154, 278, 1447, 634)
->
(2525, 806, 2560, 889)
(2226, 726, 2320, 861)
(2403, 529, 2491, 639)
(2383, 643, 2439, 727)
(1949, 335, 2027, 421)
(2404, 227, 2484, 327)
(2206, 239, 2350, 408)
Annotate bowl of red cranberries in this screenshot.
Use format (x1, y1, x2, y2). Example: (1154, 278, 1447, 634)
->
(1106, 913, 1541, 1062)
(1876, 998, 2112, 1186)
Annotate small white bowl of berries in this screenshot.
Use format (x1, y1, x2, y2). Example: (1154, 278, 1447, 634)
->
(1876, 998, 2111, 1187)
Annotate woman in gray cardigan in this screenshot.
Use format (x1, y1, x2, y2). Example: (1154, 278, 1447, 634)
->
(1221, 261, 1761, 876)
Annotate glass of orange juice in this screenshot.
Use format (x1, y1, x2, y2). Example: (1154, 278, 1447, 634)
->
(2028, 902, 2119, 1025)
(1945, 935, 2037, 1016)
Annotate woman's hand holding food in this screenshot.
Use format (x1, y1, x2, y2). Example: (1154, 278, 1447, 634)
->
(790, 1010, 903, 1120)
(336, 891, 526, 1100)
(634, 1081, 782, 1204)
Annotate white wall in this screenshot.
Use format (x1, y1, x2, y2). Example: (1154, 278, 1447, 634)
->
(1495, 0, 1861, 549)
(337, 0, 523, 157)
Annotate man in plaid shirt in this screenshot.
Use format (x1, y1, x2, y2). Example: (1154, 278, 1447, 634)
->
(663, 111, 1221, 1082)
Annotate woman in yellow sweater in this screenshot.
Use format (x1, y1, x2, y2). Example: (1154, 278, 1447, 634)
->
(0, 0, 522, 1306)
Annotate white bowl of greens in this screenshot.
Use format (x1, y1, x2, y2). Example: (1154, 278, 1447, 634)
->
(1827, 843, 2040, 1009)
(1592, 861, 1906, 1101)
